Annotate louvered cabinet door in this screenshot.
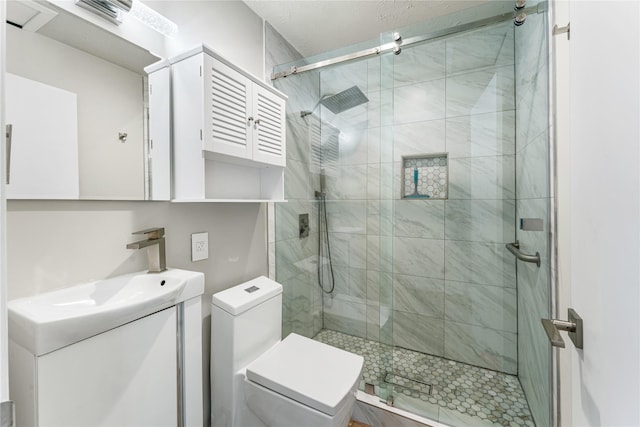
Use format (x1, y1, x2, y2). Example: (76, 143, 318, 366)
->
(205, 57, 252, 159)
(251, 85, 286, 167)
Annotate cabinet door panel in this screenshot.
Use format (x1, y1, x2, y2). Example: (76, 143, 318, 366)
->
(252, 85, 286, 167)
(37, 308, 177, 426)
(206, 56, 252, 159)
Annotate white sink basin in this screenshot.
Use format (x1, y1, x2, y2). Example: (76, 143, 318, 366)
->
(8, 268, 204, 355)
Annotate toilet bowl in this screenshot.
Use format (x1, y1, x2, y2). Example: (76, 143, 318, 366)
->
(210, 276, 364, 427)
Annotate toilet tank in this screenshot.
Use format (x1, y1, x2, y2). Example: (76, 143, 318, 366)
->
(212, 276, 283, 368)
(211, 276, 282, 427)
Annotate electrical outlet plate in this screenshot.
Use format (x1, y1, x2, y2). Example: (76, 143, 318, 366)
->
(191, 232, 208, 262)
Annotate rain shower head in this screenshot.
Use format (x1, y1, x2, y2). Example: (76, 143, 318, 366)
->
(320, 86, 369, 114)
(301, 86, 369, 117)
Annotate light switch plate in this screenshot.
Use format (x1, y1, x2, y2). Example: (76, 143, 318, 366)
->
(191, 232, 208, 262)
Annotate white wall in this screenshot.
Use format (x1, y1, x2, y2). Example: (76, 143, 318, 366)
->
(148, 0, 265, 78)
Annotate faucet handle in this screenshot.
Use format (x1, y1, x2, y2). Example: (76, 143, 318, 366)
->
(132, 227, 165, 239)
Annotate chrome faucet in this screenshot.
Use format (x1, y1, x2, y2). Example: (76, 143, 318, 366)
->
(126, 227, 166, 273)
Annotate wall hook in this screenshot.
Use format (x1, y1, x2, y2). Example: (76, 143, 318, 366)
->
(119, 132, 128, 143)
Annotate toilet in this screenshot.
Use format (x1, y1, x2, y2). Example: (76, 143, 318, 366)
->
(211, 276, 364, 427)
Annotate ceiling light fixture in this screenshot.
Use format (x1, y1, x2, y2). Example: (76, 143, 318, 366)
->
(130, 0, 178, 37)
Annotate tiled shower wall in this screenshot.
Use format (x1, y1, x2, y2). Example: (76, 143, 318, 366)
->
(320, 22, 519, 375)
(514, 10, 552, 426)
(267, 24, 324, 339)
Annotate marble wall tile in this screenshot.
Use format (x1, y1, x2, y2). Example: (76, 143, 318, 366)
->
(367, 89, 394, 129)
(393, 274, 445, 318)
(380, 200, 393, 236)
(367, 57, 381, 92)
(393, 120, 446, 162)
(448, 155, 515, 200)
(329, 232, 367, 269)
(393, 237, 445, 279)
(446, 66, 515, 118)
(394, 39, 446, 87)
(367, 163, 381, 200)
(444, 281, 517, 333)
(275, 236, 317, 283)
(325, 200, 367, 234)
(286, 115, 313, 163)
(366, 200, 380, 234)
(444, 240, 516, 288)
(275, 199, 317, 242)
(367, 235, 393, 273)
(284, 158, 312, 200)
(380, 126, 394, 163)
(366, 304, 381, 341)
(516, 131, 549, 200)
(367, 127, 381, 164)
(325, 164, 367, 200)
(331, 265, 367, 303)
(281, 272, 316, 338)
(444, 321, 517, 374)
(445, 199, 515, 243)
(320, 60, 369, 95)
(337, 127, 369, 166)
(328, 102, 369, 132)
(446, 110, 516, 159)
(393, 311, 445, 356)
(379, 162, 395, 201)
(323, 296, 367, 338)
(446, 21, 514, 76)
(265, 22, 301, 75)
(393, 199, 445, 239)
(394, 79, 446, 124)
(514, 13, 547, 98)
(516, 63, 549, 150)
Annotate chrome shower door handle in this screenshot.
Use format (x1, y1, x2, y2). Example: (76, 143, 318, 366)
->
(541, 308, 583, 349)
(6, 124, 12, 185)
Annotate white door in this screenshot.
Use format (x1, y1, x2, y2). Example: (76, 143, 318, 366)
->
(559, 0, 640, 425)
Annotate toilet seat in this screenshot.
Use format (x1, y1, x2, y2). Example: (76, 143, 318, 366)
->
(246, 333, 364, 416)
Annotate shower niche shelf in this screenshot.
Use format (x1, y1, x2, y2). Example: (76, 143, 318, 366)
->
(401, 154, 448, 200)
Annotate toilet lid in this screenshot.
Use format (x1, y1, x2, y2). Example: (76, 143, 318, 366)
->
(246, 333, 364, 416)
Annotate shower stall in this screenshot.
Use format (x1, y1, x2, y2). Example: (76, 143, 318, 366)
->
(271, 1, 552, 426)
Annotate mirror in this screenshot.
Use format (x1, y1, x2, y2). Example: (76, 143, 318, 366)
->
(5, 0, 162, 200)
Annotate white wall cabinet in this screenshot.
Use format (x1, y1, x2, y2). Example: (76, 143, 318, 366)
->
(166, 45, 286, 202)
(145, 60, 171, 201)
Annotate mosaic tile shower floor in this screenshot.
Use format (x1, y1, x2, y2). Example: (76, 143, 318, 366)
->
(314, 329, 535, 427)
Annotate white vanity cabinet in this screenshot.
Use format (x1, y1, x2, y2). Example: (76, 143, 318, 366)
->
(10, 307, 178, 426)
(167, 45, 286, 202)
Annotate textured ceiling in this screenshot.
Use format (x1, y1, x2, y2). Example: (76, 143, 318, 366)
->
(243, 0, 487, 57)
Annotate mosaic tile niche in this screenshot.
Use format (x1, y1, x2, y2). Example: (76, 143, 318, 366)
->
(402, 154, 448, 200)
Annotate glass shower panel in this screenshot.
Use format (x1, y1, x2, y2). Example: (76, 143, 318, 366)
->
(514, 6, 552, 426)
(273, 67, 323, 340)
(385, 20, 523, 425)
